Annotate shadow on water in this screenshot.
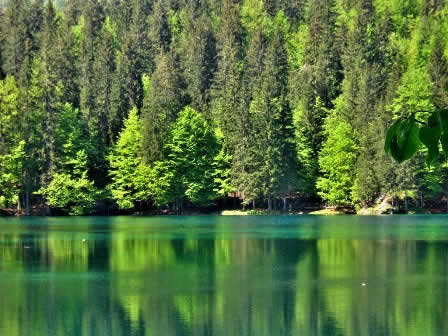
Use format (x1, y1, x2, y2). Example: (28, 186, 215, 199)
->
(0, 215, 448, 335)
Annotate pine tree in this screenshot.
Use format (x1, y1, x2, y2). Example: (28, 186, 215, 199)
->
(141, 49, 187, 163)
(0, 0, 28, 77)
(211, 0, 245, 151)
(147, 0, 172, 54)
(92, 17, 118, 147)
(317, 106, 358, 206)
(0, 76, 24, 209)
(79, 0, 105, 132)
(109, 0, 152, 138)
(288, 0, 339, 195)
(181, 10, 217, 113)
(252, 31, 299, 208)
(39, 0, 65, 185)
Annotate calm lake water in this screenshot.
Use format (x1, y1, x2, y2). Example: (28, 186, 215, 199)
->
(1, 215, 448, 336)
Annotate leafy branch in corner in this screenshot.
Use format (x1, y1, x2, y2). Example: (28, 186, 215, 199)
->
(384, 108, 448, 166)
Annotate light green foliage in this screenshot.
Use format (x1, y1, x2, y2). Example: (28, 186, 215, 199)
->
(38, 104, 100, 215)
(374, 0, 420, 36)
(0, 141, 25, 207)
(317, 109, 358, 206)
(286, 24, 308, 70)
(389, 67, 435, 118)
(0, 76, 20, 147)
(39, 150, 100, 215)
(241, 0, 290, 39)
(108, 107, 151, 210)
(151, 107, 219, 207)
(212, 145, 233, 197)
(0, 76, 24, 208)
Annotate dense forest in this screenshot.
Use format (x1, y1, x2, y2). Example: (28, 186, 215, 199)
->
(0, 0, 447, 215)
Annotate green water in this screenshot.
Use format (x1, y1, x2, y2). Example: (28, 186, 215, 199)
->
(1, 215, 448, 336)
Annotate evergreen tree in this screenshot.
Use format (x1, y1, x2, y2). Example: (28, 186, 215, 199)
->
(289, 0, 339, 195)
(79, 0, 105, 132)
(211, 0, 245, 151)
(237, 31, 299, 208)
(109, 0, 152, 141)
(147, 0, 172, 54)
(0, 0, 28, 77)
(91, 17, 118, 147)
(181, 10, 217, 113)
(141, 49, 187, 163)
(39, 0, 65, 185)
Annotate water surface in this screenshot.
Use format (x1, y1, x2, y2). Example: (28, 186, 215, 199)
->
(1, 215, 448, 335)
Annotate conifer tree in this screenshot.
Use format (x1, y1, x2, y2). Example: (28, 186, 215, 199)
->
(0, 0, 28, 77)
(147, 0, 172, 54)
(181, 11, 217, 113)
(141, 49, 187, 163)
(92, 17, 118, 147)
(289, 0, 339, 194)
(39, 0, 65, 185)
(79, 0, 105, 132)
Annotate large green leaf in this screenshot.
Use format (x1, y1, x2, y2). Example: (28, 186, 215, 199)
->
(387, 118, 421, 163)
(438, 109, 448, 154)
(384, 119, 401, 155)
(419, 112, 441, 166)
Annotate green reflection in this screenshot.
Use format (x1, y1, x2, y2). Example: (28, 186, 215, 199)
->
(0, 216, 448, 335)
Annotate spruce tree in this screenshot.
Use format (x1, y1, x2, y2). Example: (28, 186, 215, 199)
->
(39, 0, 65, 185)
(141, 49, 187, 163)
(181, 11, 217, 113)
(0, 0, 28, 78)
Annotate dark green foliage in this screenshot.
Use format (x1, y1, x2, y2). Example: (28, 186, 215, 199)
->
(0, 0, 28, 78)
(181, 11, 217, 113)
(141, 49, 187, 163)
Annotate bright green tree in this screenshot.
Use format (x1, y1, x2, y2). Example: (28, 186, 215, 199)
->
(108, 107, 151, 210)
(151, 106, 220, 209)
(38, 104, 100, 215)
(317, 106, 358, 206)
(0, 141, 25, 209)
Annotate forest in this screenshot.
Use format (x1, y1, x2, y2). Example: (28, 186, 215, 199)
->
(0, 0, 447, 215)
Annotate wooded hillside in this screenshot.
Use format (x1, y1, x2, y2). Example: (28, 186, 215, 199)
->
(0, 0, 447, 214)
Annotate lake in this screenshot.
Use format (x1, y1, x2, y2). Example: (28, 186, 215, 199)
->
(0, 215, 448, 335)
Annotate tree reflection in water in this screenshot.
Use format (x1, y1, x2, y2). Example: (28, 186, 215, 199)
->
(0, 216, 448, 336)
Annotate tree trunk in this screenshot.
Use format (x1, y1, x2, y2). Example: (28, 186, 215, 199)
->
(25, 191, 30, 216)
(420, 192, 424, 208)
(252, 199, 255, 210)
(268, 198, 272, 211)
(404, 197, 409, 213)
(282, 197, 287, 211)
